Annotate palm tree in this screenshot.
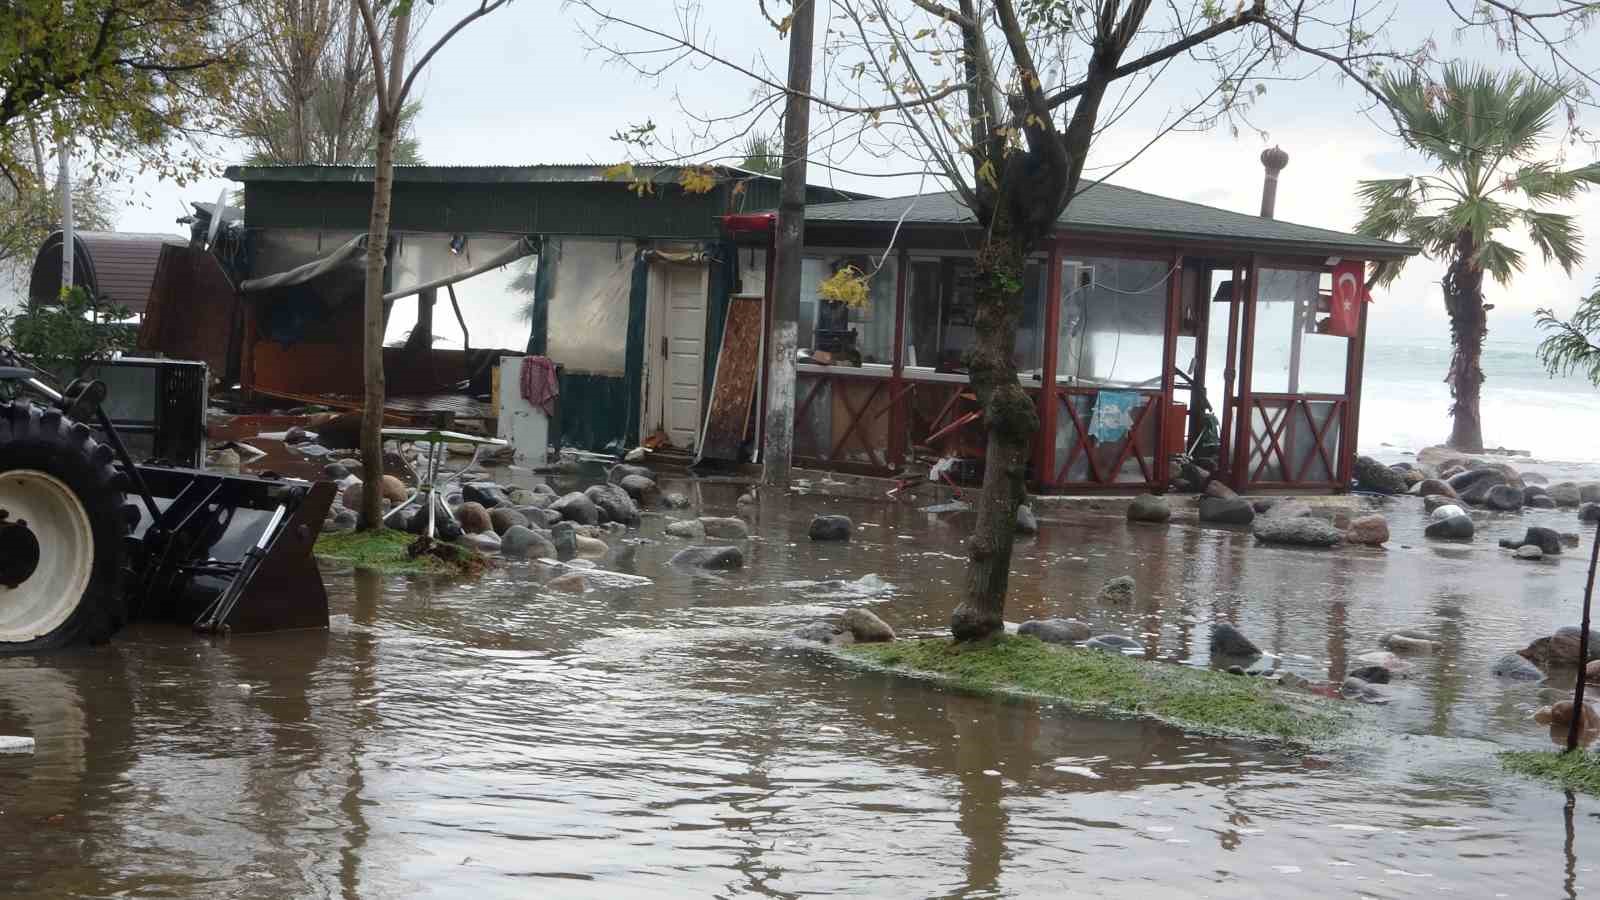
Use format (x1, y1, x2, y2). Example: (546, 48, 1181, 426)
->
(1357, 64, 1600, 451)
(1537, 278, 1600, 386)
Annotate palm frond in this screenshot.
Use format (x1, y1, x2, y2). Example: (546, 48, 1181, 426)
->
(1475, 238, 1525, 285)
(1521, 209, 1584, 273)
(1535, 278, 1600, 385)
(1355, 177, 1419, 239)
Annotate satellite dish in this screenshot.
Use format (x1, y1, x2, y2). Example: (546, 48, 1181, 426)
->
(207, 187, 230, 247)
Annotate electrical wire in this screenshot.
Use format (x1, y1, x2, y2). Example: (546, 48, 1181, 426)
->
(1060, 261, 1181, 385)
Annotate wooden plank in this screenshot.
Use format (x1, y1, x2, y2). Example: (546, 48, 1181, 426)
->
(697, 295, 764, 461)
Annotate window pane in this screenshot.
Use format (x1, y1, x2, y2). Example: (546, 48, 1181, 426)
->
(904, 260, 942, 370)
(903, 258, 1045, 374)
(1058, 256, 1170, 388)
(799, 253, 896, 366)
(1251, 268, 1347, 395)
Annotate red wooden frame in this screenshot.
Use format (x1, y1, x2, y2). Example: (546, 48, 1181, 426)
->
(1244, 394, 1346, 485)
(1053, 388, 1161, 487)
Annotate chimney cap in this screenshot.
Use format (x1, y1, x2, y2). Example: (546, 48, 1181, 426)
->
(1261, 145, 1289, 172)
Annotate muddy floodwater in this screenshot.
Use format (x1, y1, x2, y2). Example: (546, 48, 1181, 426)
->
(3, 473, 1598, 898)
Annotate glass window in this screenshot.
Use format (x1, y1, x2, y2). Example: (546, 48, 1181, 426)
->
(1250, 267, 1348, 395)
(902, 258, 1044, 375)
(798, 253, 896, 366)
(1057, 256, 1171, 388)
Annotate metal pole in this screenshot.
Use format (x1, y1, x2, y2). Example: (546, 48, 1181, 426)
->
(1566, 517, 1598, 752)
(760, 0, 815, 489)
(58, 137, 73, 292)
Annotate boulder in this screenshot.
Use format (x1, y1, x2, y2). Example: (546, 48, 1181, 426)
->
(668, 545, 745, 570)
(1588, 659, 1600, 684)
(1127, 494, 1171, 523)
(1422, 495, 1457, 514)
(1383, 631, 1439, 654)
(1458, 477, 1507, 507)
(1563, 532, 1583, 548)
(1549, 482, 1582, 507)
(700, 516, 751, 540)
(574, 535, 609, 559)
(532, 482, 559, 498)
(1424, 506, 1474, 541)
(1523, 484, 1551, 504)
(1450, 466, 1505, 494)
(1582, 482, 1600, 504)
(457, 501, 493, 534)
(792, 621, 849, 645)
(551, 521, 578, 560)
(737, 491, 757, 507)
(585, 483, 641, 526)
(1084, 635, 1144, 654)
(1500, 526, 1563, 555)
(1352, 650, 1413, 677)
(459, 531, 500, 554)
(618, 474, 661, 507)
(326, 509, 357, 533)
(665, 518, 706, 540)
(1018, 618, 1092, 644)
(1528, 495, 1558, 510)
(1016, 504, 1039, 535)
(608, 463, 656, 485)
(1484, 484, 1525, 512)
(1345, 514, 1390, 546)
(1204, 480, 1239, 500)
(1277, 671, 1311, 691)
(1096, 575, 1136, 603)
(551, 491, 599, 525)
(1199, 496, 1255, 526)
(662, 492, 692, 509)
(462, 482, 510, 508)
(1581, 503, 1600, 524)
(1341, 677, 1390, 704)
(1354, 456, 1407, 494)
(1252, 515, 1342, 548)
(322, 462, 351, 481)
(1524, 472, 1550, 485)
(839, 608, 895, 643)
(500, 525, 556, 560)
(1534, 701, 1600, 731)
(1262, 499, 1312, 519)
(1347, 665, 1391, 684)
(535, 508, 564, 528)
(808, 514, 854, 541)
(1415, 479, 1456, 499)
(1491, 652, 1545, 681)
(1209, 622, 1261, 659)
(545, 571, 590, 593)
(1555, 625, 1600, 662)
(489, 506, 529, 536)
(1514, 545, 1544, 560)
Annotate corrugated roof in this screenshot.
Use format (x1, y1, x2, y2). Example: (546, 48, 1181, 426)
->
(28, 230, 187, 313)
(803, 184, 1417, 259)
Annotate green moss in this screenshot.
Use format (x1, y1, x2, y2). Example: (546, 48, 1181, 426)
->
(315, 527, 484, 575)
(844, 635, 1353, 745)
(1500, 750, 1600, 796)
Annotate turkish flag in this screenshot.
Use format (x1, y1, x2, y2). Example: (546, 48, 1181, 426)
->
(1327, 261, 1370, 337)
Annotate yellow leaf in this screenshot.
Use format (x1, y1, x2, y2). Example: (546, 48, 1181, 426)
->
(777, 14, 792, 35)
(976, 160, 999, 190)
(912, 28, 932, 40)
(817, 265, 870, 309)
(603, 162, 635, 182)
(678, 166, 718, 194)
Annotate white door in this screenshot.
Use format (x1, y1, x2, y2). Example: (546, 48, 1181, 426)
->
(655, 263, 707, 449)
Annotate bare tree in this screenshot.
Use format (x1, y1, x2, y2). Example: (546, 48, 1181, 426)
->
(576, 0, 1600, 641)
(350, 0, 511, 530)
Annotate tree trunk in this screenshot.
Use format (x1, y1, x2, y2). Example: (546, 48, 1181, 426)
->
(950, 218, 1039, 642)
(358, 113, 397, 530)
(1444, 233, 1487, 451)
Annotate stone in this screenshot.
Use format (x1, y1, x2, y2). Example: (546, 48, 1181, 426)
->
(489, 506, 529, 536)
(1345, 514, 1390, 546)
(1524, 472, 1550, 485)
(545, 571, 590, 593)
(625, 446, 647, 463)
(507, 489, 541, 506)
(793, 621, 846, 644)
(322, 462, 351, 481)
(1514, 544, 1544, 560)
(1524, 484, 1551, 504)
(1354, 456, 1408, 494)
(1534, 700, 1600, 731)
(1203, 480, 1238, 500)
(574, 535, 609, 559)
(534, 508, 563, 527)
(1588, 660, 1600, 684)
(462, 482, 510, 508)
(1209, 622, 1261, 659)
(1347, 665, 1391, 684)
(1581, 502, 1600, 524)
(618, 474, 661, 506)
(1562, 532, 1582, 548)
(608, 464, 656, 485)
(839, 608, 895, 643)
(585, 483, 640, 527)
(1554, 625, 1600, 662)
(551, 491, 599, 525)
(1549, 482, 1583, 507)
(532, 482, 559, 497)
(1383, 632, 1439, 654)
(1582, 482, 1600, 504)
(1277, 672, 1311, 691)
(1016, 504, 1039, 534)
(1529, 495, 1558, 509)
(551, 521, 578, 560)
(500, 525, 556, 560)
(737, 491, 757, 507)
(809, 514, 853, 541)
(1491, 653, 1545, 681)
(326, 509, 357, 533)
(1199, 495, 1255, 526)
(1226, 665, 1247, 676)
(1353, 650, 1413, 677)
(668, 545, 745, 570)
(1252, 515, 1342, 548)
(1499, 526, 1561, 555)
(1084, 635, 1144, 654)
(1422, 495, 1457, 514)
(1018, 618, 1092, 644)
(457, 501, 492, 534)
(1415, 479, 1456, 499)
(340, 480, 366, 510)
(1341, 677, 1390, 704)
(459, 531, 500, 554)
(1263, 499, 1313, 519)
(700, 516, 751, 540)
(1484, 484, 1525, 512)
(1424, 510, 1475, 541)
(662, 492, 691, 509)
(1096, 575, 1136, 603)
(1127, 494, 1171, 523)
(1398, 466, 1427, 488)
(665, 518, 705, 540)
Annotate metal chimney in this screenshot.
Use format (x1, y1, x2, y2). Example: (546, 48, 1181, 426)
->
(1259, 146, 1289, 219)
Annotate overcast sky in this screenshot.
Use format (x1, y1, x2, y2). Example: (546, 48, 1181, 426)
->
(25, 0, 1600, 346)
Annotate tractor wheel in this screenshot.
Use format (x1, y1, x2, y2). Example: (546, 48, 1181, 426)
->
(0, 400, 129, 653)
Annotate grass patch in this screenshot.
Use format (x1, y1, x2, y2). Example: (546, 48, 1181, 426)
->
(844, 635, 1353, 745)
(314, 527, 486, 576)
(1500, 750, 1600, 796)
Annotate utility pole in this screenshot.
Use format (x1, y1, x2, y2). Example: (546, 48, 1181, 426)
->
(761, 0, 815, 489)
(58, 136, 73, 292)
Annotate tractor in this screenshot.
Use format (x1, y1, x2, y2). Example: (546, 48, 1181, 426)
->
(0, 349, 332, 654)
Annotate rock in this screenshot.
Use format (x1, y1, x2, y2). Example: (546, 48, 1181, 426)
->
(1508, 527, 1563, 560)
(1534, 701, 1600, 731)
(1582, 482, 1600, 504)
(1588, 659, 1600, 684)
(1581, 502, 1600, 524)
(608, 464, 656, 485)
(1019, 618, 1092, 644)
(500, 525, 556, 560)
(535, 508, 564, 527)
(462, 482, 510, 508)
(1209, 622, 1261, 658)
(1383, 632, 1439, 654)
(1277, 672, 1311, 691)
(459, 531, 500, 554)
(456, 501, 492, 534)
(1529, 495, 1558, 509)
(625, 446, 647, 463)
(1398, 466, 1427, 488)
(1016, 504, 1039, 535)
(700, 516, 750, 540)
(1341, 677, 1390, 704)
(1226, 665, 1247, 676)
(1251, 498, 1278, 515)
(551, 521, 578, 560)
(585, 483, 640, 527)
(1554, 625, 1600, 662)
(1524, 484, 1551, 504)
(1562, 532, 1582, 548)
(1484, 484, 1524, 511)
(326, 510, 357, 533)
(1415, 479, 1456, 499)
(322, 462, 350, 481)
(668, 545, 745, 570)
(1422, 495, 1457, 514)
(489, 506, 529, 536)
(662, 492, 691, 509)
(545, 571, 590, 593)
(574, 535, 608, 559)
(1514, 545, 1544, 560)
(1549, 482, 1583, 507)
(1354, 456, 1407, 494)
(1345, 514, 1390, 546)
(1096, 575, 1136, 603)
(618, 474, 661, 506)
(1491, 653, 1545, 681)
(665, 518, 705, 539)
(808, 514, 853, 541)
(1424, 507, 1475, 541)
(1348, 665, 1391, 684)
(1204, 480, 1238, 500)
(1252, 515, 1342, 548)
(532, 482, 559, 497)
(839, 608, 895, 643)
(793, 621, 847, 644)
(737, 490, 757, 507)
(551, 491, 599, 525)
(340, 480, 366, 510)
(506, 489, 540, 506)
(1127, 494, 1171, 523)
(1084, 635, 1144, 654)
(1524, 472, 1550, 485)
(1199, 495, 1255, 526)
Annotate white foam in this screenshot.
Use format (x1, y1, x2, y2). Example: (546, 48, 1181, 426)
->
(0, 736, 35, 755)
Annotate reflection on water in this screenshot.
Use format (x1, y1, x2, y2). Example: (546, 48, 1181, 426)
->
(1, 480, 1596, 897)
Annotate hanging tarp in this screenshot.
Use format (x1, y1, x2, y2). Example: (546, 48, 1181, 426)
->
(240, 235, 368, 294)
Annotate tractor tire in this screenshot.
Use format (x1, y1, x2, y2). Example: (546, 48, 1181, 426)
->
(0, 400, 129, 653)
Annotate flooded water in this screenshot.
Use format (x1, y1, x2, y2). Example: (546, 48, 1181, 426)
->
(2, 475, 1597, 898)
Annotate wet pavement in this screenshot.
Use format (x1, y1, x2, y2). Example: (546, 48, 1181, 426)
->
(2, 473, 1598, 898)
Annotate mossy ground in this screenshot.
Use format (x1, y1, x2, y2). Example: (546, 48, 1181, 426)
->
(314, 528, 486, 576)
(1500, 750, 1600, 796)
(844, 635, 1353, 745)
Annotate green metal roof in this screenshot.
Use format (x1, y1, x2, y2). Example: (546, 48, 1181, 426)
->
(225, 163, 873, 198)
(803, 183, 1418, 259)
